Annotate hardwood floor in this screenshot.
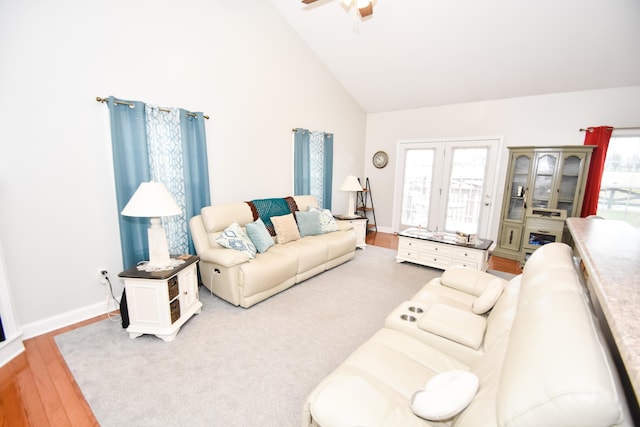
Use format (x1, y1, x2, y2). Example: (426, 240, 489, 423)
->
(0, 231, 520, 427)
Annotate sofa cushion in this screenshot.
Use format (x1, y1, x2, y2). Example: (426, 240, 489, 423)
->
(472, 278, 505, 314)
(311, 208, 340, 233)
(411, 370, 479, 421)
(245, 218, 275, 253)
(418, 304, 487, 350)
(295, 210, 324, 237)
(215, 222, 256, 259)
(271, 213, 301, 244)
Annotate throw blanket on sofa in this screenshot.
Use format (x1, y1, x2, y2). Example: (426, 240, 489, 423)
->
(246, 197, 299, 235)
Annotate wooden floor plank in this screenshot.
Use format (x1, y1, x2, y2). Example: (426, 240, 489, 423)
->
(8, 352, 50, 427)
(23, 339, 70, 427)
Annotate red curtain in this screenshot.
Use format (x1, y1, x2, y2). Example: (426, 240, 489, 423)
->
(580, 126, 613, 217)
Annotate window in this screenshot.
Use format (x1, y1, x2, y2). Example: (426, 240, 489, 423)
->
(596, 135, 640, 227)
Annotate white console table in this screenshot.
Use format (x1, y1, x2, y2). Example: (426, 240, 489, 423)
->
(396, 228, 492, 271)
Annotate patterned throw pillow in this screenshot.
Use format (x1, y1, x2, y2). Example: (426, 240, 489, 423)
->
(245, 218, 275, 253)
(311, 208, 339, 233)
(215, 222, 257, 259)
(295, 210, 323, 237)
(271, 213, 301, 244)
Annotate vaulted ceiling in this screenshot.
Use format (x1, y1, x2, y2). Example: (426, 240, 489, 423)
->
(268, 0, 640, 113)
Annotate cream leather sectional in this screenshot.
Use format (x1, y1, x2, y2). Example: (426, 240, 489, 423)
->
(190, 195, 356, 308)
(302, 243, 633, 426)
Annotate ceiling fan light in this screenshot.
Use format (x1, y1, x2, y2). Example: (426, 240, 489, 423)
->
(356, 0, 370, 8)
(341, 0, 352, 6)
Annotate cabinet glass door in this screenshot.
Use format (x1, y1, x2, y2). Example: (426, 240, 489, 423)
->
(532, 154, 558, 208)
(557, 155, 583, 214)
(507, 154, 530, 221)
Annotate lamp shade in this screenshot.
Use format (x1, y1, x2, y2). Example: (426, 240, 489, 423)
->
(121, 182, 182, 218)
(339, 175, 362, 192)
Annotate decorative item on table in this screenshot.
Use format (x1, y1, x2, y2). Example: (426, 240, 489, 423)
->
(455, 231, 477, 244)
(339, 175, 363, 218)
(121, 181, 185, 271)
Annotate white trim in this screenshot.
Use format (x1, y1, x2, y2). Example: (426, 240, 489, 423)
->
(21, 299, 117, 340)
(0, 335, 25, 369)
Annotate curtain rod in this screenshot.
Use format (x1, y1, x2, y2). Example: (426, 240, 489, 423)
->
(96, 96, 209, 119)
(579, 126, 640, 132)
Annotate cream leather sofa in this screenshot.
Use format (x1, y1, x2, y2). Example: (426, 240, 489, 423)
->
(190, 195, 356, 308)
(303, 243, 632, 426)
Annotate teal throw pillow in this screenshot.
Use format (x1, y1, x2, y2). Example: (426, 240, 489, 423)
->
(311, 208, 340, 233)
(245, 218, 275, 253)
(215, 222, 257, 259)
(295, 210, 324, 237)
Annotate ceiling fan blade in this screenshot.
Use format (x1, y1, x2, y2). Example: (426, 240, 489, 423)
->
(358, 2, 373, 17)
(302, 0, 319, 4)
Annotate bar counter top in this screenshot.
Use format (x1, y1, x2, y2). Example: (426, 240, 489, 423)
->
(566, 217, 640, 403)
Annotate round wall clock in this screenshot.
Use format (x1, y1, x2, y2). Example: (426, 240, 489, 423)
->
(372, 151, 388, 168)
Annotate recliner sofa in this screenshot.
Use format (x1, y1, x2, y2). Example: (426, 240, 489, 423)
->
(302, 242, 632, 426)
(190, 195, 356, 308)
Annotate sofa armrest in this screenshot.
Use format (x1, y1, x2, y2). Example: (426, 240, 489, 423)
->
(335, 220, 354, 231)
(198, 247, 249, 268)
(441, 266, 508, 297)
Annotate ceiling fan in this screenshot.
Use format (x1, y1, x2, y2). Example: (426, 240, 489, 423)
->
(302, 0, 375, 18)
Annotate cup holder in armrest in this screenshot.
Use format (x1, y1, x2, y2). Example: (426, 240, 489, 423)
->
(408, 306, 424, 314)
(400, 314, 417, 322)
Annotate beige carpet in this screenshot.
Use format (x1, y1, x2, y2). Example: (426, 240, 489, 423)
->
(55, 246, 441, 427)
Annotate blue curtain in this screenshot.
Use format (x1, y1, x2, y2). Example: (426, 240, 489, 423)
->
(294, 128, 310, 196)
(322, 133, 333, 209)
(293, 128, 333, 209)
(108, 96, 150, 269)
(180, 109, 211, 255)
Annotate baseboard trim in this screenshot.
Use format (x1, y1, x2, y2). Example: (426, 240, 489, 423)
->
(0, 334, 25, 368)
(21, 299, 117, 339)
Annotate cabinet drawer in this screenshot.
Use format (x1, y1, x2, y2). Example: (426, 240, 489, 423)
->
(421, 242, 452, 256)
(169, 299, 181, 324)
(397, 247, 421, 261)
(423, 255, 452, 269)
(451, 248, 483, 263)
(452, 257, 481, 269)
(167, 276, 179, 301)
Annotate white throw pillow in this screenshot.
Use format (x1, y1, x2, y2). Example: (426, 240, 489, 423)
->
(472, 278, 505, 314)
(410, 370, 479, 421)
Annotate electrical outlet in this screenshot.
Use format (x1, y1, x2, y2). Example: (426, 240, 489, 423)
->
(99, 269, 109, 285)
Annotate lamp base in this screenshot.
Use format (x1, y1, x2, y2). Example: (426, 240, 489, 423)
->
(147, 218, 173, 270)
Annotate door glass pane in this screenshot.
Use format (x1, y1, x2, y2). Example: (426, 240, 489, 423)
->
(445, 147, 487, 233)
(507, 155, 530, 221)
(401, 149, 434, 228)
(597, 136, 640, 228)
(532, 154, 557, 208)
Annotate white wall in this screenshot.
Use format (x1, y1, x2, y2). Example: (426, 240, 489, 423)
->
(364, 86, 640, 239)
(0, 0, 365, 335)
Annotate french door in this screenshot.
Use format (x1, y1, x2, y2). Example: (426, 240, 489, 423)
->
(393, 137, 500, 237)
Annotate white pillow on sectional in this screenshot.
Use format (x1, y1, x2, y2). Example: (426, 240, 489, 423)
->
(410, 370, 479, 421)
(472, 278, 505, 314)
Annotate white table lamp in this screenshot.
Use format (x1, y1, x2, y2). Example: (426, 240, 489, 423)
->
(121, 181, 182, 269)
(339, 175, 363, 218)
